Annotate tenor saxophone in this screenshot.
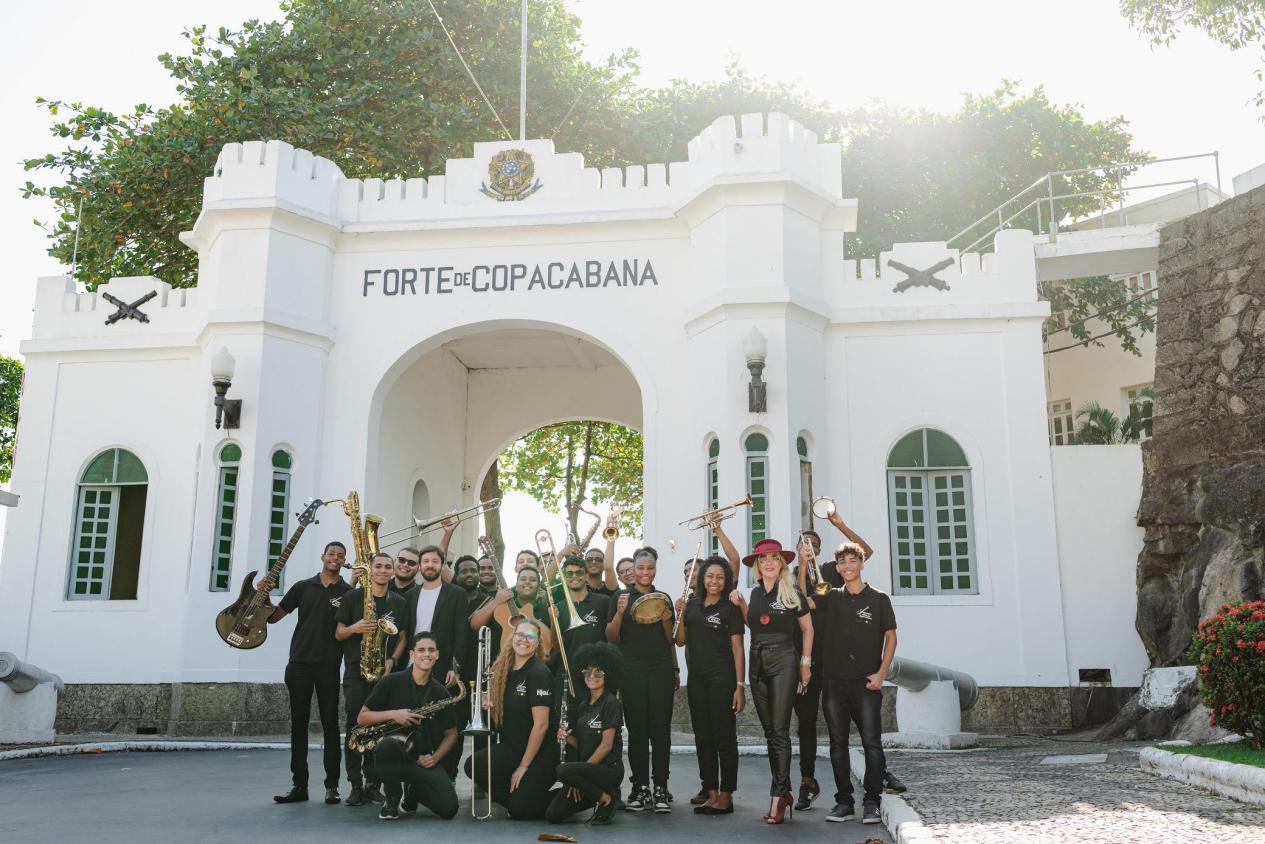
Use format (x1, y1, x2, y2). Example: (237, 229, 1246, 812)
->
(342, 491, 390, 682)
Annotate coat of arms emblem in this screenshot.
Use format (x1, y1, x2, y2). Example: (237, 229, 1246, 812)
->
(481, 148, 542, 201)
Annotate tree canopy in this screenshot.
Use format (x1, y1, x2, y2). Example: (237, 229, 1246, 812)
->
(0, 354, 22, 484)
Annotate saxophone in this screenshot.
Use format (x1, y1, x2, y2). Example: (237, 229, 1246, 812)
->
(342, 491, 390, 682)
(346, 679, 468, 753)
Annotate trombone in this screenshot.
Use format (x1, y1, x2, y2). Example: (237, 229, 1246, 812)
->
(535, 529, 583, 759)
(464, 626, 493, 819)
(799, 531, 832, 596)
(378, 498, 502, 548)
(680, 494, 753, 531)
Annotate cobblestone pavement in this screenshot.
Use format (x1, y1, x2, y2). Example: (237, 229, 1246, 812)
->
(888, 736, 1265, 843)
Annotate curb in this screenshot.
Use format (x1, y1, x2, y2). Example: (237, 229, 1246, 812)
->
(850, 747, 937, 842)
(1139, 745, 1265, 806)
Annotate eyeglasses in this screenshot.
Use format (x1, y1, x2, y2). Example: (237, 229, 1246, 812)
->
(582, 668, 606, 678)
(512, 631, 539, 642)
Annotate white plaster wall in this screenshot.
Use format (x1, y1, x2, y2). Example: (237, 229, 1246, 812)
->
(1044, 325, 1157, 421)
(1051, 445, 1149, 687)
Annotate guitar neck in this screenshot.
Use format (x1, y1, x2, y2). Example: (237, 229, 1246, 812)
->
(253, 523, 308, 602)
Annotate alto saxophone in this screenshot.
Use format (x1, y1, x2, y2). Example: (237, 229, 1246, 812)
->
(342, 491, 390, 682)
(347, 679, 468, 753)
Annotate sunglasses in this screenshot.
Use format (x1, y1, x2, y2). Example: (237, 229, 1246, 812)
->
(582, 668, 606, 678)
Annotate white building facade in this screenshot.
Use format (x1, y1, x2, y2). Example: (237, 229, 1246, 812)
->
(0, 114, 1151, 731)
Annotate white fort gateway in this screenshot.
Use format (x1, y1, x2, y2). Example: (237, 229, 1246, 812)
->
(2, 113, 1177, 732)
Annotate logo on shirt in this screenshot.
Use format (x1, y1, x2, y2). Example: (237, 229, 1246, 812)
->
(583, 611, 600, 623)
(706, 612, 723, 625)
(856, 605, 873, 622)
(587, 715, 603, 729)
(329, 597, 342, 608)
(535, 688, 551, 698)
(768, 599, 788, 611)
(515, 681, 527, 697)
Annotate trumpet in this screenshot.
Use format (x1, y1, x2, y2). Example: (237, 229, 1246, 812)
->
(378, 498, 502, 548)
(464, 626, 493, 820)
(799, 531, 832, 595)
(680, 494, 753, 531)
(602, 504, 624, 541)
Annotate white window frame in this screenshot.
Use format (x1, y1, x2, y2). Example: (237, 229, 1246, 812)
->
(1121, 271, 1158, 302)
(745, 449, 768, 587)
(888, 469, 977, 596)
(1122, 382, 1154, 441)
(705, 445, 719, 557)
(1048, 399, 1074, 446)
(67, 485, 120, 600)
(800, 458, 813, 531)
(210, 462, 240, 592)
(267, 456, 293, 591)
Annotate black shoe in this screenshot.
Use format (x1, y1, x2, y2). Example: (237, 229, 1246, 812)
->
(699, 802, 734, 815)
(624, 786, 648, 811)
(324, 787, 340, 805)
(590, 800, 616, 825)
(364, 783, 385, 805)
(795, 777, 820, 811)
(378, 800, 400, 820)
(689, 788, 710, 806)
(652, 786, 671, 813)
(862, 802, 881, 824)
(344, 785, 365, 807)
(273, 787, 308, 804)
(400, 785, 418, 815)
(825, 803, 855, 822)
(883, 771, 907, 794)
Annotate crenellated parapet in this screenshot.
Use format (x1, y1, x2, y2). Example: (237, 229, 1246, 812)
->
(29, 275, 202, 343)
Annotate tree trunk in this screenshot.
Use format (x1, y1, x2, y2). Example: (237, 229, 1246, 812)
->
(480, 460, 506, 564)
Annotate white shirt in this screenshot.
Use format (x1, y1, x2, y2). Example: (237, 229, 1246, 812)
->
(413, 584, 441, 636)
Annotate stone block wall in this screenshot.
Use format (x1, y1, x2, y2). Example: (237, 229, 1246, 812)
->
(1136, 185, 1265, 666)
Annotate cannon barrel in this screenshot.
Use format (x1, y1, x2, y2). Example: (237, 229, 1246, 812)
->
(0, 652, 64, 695)
(886, 655, 978, 711)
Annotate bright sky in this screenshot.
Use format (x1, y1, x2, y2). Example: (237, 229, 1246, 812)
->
(1, 0, 1262, 542)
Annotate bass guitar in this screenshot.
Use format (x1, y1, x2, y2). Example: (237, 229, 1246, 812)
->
(215, 498, 324, 649)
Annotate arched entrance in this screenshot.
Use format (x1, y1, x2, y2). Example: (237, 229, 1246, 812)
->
(365, 323, 644, 554)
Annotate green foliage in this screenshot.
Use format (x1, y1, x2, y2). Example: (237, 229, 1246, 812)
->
(1041, 277, 1158, 356)
(1161, 740, 1265, 767)
(1121, 386, 1155, 440)
(1190, 599, 1265, 749)
(1121, 0, 1265, 110)
(1073, 402, 1125, 444)
(498, 421, 642, 541)
(0, 354, 22, 483)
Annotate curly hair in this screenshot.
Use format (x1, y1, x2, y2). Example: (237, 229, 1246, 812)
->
(693, 555, 735, 598)
(487, 616, 544, 727)
(571, 641, 624, 695)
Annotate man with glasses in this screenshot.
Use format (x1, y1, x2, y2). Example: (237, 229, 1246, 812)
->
(390, 547, 420, 596)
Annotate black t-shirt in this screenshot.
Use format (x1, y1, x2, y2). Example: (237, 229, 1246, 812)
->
(745, 583, 809, 641)
(500, 657, 557, 762)
(562, 591, 612, 653)
(389, 579, 417, 596)
(571, 691, 623, 770)
(818, 584, 897, 680)
(461, 592, 489, 682)
(334, 588, 408, 672)
(279, 574, 353, 665)
(362, 670, 455, 755)
(591, 583, 619, 599)
(683, 597, 744, 676)
(615, 586, 676, 667)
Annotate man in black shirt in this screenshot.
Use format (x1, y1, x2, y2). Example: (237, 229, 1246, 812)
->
(476, 553, 500, 598)
(814, 520, 897, 826)
(560, 555, 612, 653)
(791, 528, 837, 810)
(585, 544, 619, 597)
(336, 552, 408, 806)
(390, 547, 420, 596)
(262, 540, 353, 805)
(359, 632, 460, 821)
(606, 549, 676, 813)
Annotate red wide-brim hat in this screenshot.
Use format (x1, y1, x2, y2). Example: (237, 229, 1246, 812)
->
(741, 538, 798, 567)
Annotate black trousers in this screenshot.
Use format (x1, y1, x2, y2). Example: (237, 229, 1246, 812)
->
(342, 675, 378, 786)
(750, 637, 797, 797)
(620, 661, 674, 789)
(464, 743, 557, 820)
(284, 661, 342, 790)
(545, 762, 625, 822)
(793, 665, 823, 778)
(687, 671, 739, 792)
(373, 736, 459, 818)
(822, 678, 885, 806)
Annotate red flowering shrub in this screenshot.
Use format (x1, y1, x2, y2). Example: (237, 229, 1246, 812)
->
(1189, 600, 1265, 749)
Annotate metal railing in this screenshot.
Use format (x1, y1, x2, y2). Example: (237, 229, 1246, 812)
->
(947, 152, 1221, 255)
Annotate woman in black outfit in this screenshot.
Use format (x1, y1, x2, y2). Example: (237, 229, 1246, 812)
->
(546, 642, 625, 825)
(674, 556, 745, 815)
(733, 539, 813, 824)
(464, 617, 558, 819)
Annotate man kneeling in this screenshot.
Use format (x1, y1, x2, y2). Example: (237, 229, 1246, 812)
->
(357, 632, 460, 820)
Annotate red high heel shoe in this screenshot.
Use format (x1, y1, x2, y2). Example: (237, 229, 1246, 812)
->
(765, 792, 793, 824)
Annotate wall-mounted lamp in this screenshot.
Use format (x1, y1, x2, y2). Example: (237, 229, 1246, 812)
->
(743, 327, 768, 413)
(210, 346, 242, 430)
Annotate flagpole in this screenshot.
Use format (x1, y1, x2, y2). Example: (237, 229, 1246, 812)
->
(519, 0, 528, 141)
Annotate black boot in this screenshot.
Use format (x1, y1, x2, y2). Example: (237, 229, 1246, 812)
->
(273, 787, 308, 804)
(344, 783, 365, 806)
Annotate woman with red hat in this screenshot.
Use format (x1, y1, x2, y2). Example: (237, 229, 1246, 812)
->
(732, 538, 813, 824)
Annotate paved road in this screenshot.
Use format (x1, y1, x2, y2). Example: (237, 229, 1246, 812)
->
(0, 748, 889, 844)
(889, 736, 1265, 843)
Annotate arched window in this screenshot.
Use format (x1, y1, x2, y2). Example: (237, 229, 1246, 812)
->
(705, 437, 719, 556)
(797, 435, 813, 531)
(887, 429, 976, 595)
(266, 450, 293, 592)
(411, 479, 431, 541)
(210, 443, 242, 592)
(68, 448, 148, 600)
(744, 432, 769, 555)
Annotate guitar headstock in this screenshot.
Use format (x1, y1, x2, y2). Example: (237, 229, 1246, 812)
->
(478, 535, 495, 560)
(296, 498, 323, 526)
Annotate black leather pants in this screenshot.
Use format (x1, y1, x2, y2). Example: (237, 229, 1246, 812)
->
(750, 634, 798, 797)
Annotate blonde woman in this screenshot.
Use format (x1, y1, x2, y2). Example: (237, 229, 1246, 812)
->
(463, 617, 557, 819)
(731, 539, 812, 824)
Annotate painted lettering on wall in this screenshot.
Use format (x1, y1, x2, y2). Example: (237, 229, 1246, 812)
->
(361, 259, 659, 297)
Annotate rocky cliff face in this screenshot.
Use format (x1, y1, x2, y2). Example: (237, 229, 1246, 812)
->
(1136, 186, 1265, 669)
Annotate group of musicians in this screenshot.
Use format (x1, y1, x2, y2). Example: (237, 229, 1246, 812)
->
(258, 503, 899, 826)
